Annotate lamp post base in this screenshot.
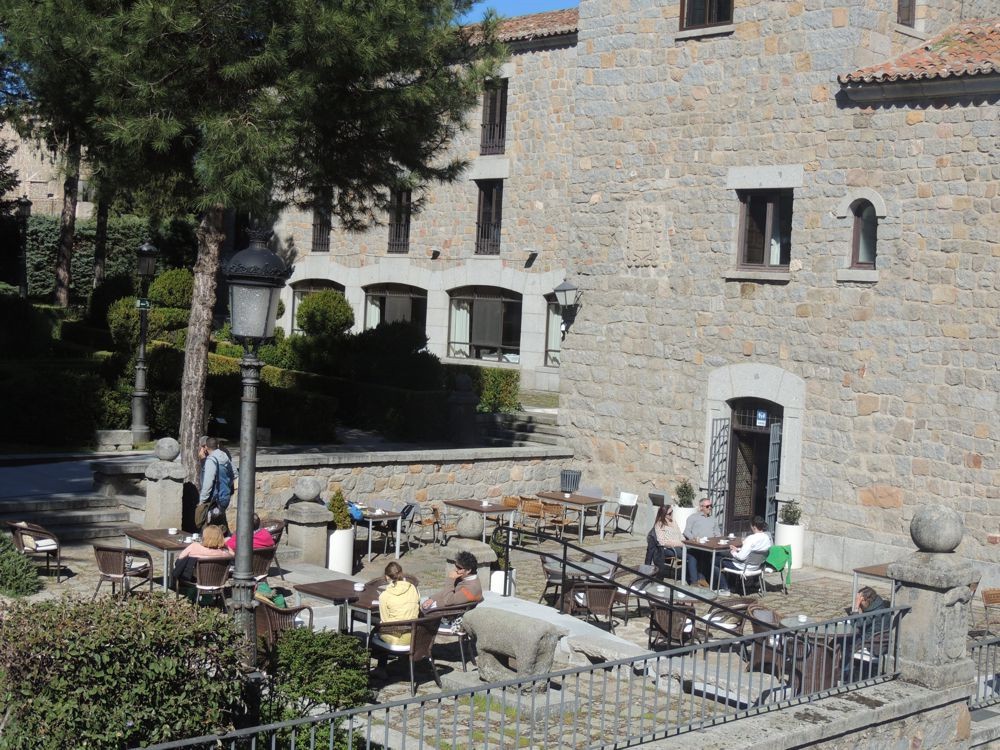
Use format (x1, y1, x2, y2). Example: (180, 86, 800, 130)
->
(130, 427, 151, 447)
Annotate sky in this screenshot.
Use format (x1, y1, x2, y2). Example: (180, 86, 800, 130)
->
(461, 0, 577, 22)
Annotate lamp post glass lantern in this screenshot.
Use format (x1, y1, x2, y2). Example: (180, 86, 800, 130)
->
(553, 280, 578, 309)
(130, 241, 159, 446)
(224, 231, 289, 667)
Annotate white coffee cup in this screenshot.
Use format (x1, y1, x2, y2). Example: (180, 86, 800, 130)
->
(183, 536, 193, 543)
(167, 527, 178, 535)
(699, 537, 708, 543)
(564, 492, 571, 498)
(656, 585, 665, 594)
(728, 532, 735, 539)
(353, 582, 365, 592)
(481, 500, 489, 507)
(797, 614, 808, 623)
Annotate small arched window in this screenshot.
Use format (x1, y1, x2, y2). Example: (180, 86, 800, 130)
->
(851, 200, 877, 269)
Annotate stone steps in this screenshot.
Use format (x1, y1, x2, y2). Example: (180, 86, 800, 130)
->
(0, 493, 138, 541)
(480, 410, 564, 448)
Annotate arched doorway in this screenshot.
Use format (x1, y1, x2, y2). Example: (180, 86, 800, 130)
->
(725, 399, 782, 534)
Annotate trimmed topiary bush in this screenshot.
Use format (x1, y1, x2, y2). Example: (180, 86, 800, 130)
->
(296, 290, 354, 337)
(0, 533, 41, 597)
(87, 274, 134, 326)
(148, 267, 193, 308)
(0, 595, 246, 749)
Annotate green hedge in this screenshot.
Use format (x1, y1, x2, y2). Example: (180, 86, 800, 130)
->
(0, 595, 245, 748)
(444, 364, 521, 413)
(0, 533, 41, 597)
(0, 364, 108, 446)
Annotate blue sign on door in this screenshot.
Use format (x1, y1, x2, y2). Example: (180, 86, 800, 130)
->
(755, 409, 767, 427)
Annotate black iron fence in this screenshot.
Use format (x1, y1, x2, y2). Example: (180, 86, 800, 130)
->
(969, 633, 1000, 710)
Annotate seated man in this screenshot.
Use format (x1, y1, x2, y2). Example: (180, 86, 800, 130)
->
(842, 585, 892, 682)
(421, 551, 483, 612)
(716, 515, 771, 594)
(224, 513, 275, 551)
(682, 498, 723, 585)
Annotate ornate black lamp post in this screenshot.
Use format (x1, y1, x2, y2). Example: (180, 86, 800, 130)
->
(224, 231, 288, 665)
(130, 241, 159, 446)
(16, 197, 31, 299)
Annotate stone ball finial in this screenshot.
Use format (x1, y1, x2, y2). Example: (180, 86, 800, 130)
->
(910, 505, 963, 553)
(154, 437, 181, 461)
(456, 511, 485, 539)
(294, 477, 323, 503)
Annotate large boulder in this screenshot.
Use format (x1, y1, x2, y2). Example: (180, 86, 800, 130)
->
(463, 608, 563, 692)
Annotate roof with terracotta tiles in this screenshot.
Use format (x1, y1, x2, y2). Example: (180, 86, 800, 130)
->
(839, 18, 1000, 84)
(494, 8, 579, 43)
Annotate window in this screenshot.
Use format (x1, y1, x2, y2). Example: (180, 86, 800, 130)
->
(680, 0, 733, 30)
(738, 190, 793, 269)
(364, 284, 427, 334)
(897, 0, 916, 26)
(475, 180, 503, 255)
(545, 297, 562, 367)
(480, 79, 508, 155)
(310, 196, 332, 253)
(851, 200, 877, 269)
(448, 286, 522, 363)
(290, 279, 344, 334)
(387, 189, 411, 254)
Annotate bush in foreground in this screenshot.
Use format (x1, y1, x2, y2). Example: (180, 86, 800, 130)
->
(0, 595, 245, 749)
(0, 534, 41, 597)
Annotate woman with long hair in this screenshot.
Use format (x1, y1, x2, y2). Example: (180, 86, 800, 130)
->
(645, 505, 686, 579)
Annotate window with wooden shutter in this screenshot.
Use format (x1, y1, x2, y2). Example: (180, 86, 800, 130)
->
(475, 180, 503, 255)
(480, 79, 508, 155)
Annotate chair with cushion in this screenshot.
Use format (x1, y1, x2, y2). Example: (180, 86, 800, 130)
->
(602, 491, 639, 537)
(176, 557, 232, 611)
(648, 600, 698, 649)
(251, 546, 277, 583)
(6, 521, 63, 582)
(721, 549, 769, 597)
(435, 602, 479, 671)
(742, 604, 786, 674)
(700, 597, 756, 640)
(567, 581, 618, 632)
(539, 554, 566, 604)
(255, 596, 314, 649)
(611, 562, 657, 624)
(92, 545, 154, 600)
(370, 611, 449, 695)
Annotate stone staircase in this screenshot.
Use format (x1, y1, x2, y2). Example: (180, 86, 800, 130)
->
(0, 493, 140, 541)
(480, 411, 563, 448)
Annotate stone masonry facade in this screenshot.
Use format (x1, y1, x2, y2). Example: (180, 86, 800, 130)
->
(271, 20, 579, 392)
(560, 0, 999, 574)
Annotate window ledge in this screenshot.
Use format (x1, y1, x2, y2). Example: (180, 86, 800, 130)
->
(836, 268, 879, 283)
(442, 357, 521, 370)
(674, 23, 735, 41)
(724, 269, 791, 283)
(894, 23, 927, 40)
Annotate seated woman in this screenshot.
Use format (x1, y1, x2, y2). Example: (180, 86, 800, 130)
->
(172, 524, 232, 583)
(645, 506, 687, 580)
(378, 561, 421, 645)
(224, 513, 275, 551)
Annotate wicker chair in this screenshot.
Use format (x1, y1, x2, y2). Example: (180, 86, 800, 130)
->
(251, 546, 277, 582)
(700, 597, 756, 640)
(435, 602, 479, 671)
(566, 581, 618, 632)
(92, 545, 154, 600)
(648, 600, 698, 649)
(6, 521, 62, 582)
(176, 557, 232, 611)
(742, 604, 785, 673)
(371, 611, 449, 695)
(255, 597, 314, 649)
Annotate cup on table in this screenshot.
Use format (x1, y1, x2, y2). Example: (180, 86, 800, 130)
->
(563, 492, 570, 498)
(728, 532, 735, 539)
(192, 533, 200, 541)
(797, 614, 808, 623)
(353, 582, 365, 592)
(699, 537, 708, 543)
(167, 527, 178, 535)
(481, 500, 489, 507)
(656, 585, 665, 594)
(183, 535, 193, 543)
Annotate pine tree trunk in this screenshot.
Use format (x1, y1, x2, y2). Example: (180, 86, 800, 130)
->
(53, 138, 81, 307)
(179, 205, 226, 484)
(92, 198, 109, 288)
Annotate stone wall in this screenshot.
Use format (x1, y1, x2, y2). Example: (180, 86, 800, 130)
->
(561, 0, 999, 573)
(243, 446, 573, 519)
(270, 34, 578, 392)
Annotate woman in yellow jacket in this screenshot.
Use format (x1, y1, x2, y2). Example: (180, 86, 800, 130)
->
(377, 561, 420, 646)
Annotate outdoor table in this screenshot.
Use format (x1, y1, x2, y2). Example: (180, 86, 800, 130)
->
(296, 577, 381, 633)
(123, 528, 188, 590)
(647, 583, 719, 604)
(536, 490, 607, 543)
(357, 509, 402, 562)
(781, 616, 855, 636)
(681, 536, 742, 591)
(444, 499, 515, 543)
(544, 559, 612, 580)
(851, 563, 897, 607)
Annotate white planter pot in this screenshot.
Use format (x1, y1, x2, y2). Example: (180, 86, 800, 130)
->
(490, 569, 516, 597)
(673, 506, 697, 533)
(327, 527, 355, 574)
(774, 523, 804, 570)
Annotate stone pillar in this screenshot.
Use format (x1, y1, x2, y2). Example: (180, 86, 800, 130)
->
(447, 374, 479, 446)
(143, 438, 186, 529)
(280, 477, 333, 566)
(887, 506, 979, 692)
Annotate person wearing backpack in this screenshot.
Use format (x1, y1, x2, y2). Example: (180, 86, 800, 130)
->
(197, 436, 237, 534)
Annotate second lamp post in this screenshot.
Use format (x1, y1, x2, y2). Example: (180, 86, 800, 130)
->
(130, 241, 159, 446)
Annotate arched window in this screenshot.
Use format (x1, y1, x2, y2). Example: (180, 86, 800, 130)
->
(448, 286, 522, 363)
(290, 279, 345, 334)
(364, 284, 427, 334)
(851, 200, 877, 269)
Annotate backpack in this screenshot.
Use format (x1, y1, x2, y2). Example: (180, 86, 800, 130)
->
(212, 456, 236, 509)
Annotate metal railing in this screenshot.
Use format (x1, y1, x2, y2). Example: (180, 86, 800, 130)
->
(969, 633, 1000, 710)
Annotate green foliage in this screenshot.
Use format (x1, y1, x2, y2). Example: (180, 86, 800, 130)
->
(86, 273, 134, 326)
(152, 390, 182, 436)
(675, 480, 695, 508)
(327, 489, 353, 530)
(779, 500, 802, 526)
(296, 290, 354, 337)
(106, 297, 190, 351)
(148, 267, 193, 308)
(0, 595, 245, 748)
(97, 386, 131, 430)
(0, 534, 41, 597)
(0, 364, 106, 445)
(476, 368, 520, 413)
(0, 281, 18, 296)
(0, 297, 54, 357)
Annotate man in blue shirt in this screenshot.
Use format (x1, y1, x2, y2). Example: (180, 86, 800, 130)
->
(682, 497, 723, 585)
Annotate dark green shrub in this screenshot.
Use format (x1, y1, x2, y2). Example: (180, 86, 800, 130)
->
(60, 319, 115, 350)
(296, 290, 354, 337)
(97, 386, 131, 430)
(148, 267, 193, 308)
(152, 390, 182, 436)
(675, 479, 695, 508)
(155, 306, 191, 332)
(0, 297, 53, 357)
(0, 534, 41, 596)
(0, 366, 105, 445)
(476, 367, 520, 413)
(0, 281, 18, 296)
(87, 274, 134, 326)
(107, 298, 187, 351)
(0, 595, 245, 749)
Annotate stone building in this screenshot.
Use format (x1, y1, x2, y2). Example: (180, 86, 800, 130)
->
(273, 10, 579, 394)
(0, 124, 93, 218)
(560, 2, 999, 575)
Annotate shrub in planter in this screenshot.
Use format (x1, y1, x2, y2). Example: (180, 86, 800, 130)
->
(0, 595, 245, 749)
(675, 480, 695, 508)
(148, 267, 194, 308)
(0, 533, 41, 597)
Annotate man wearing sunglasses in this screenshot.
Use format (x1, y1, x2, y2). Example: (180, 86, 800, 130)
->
(682, 498, 722, 586)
